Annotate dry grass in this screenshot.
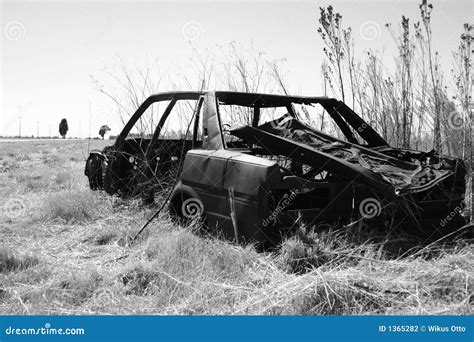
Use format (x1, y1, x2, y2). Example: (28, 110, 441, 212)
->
(0, 139, 472, 315)
(0, 249, 39, 274)
(42, 190, 109, 223)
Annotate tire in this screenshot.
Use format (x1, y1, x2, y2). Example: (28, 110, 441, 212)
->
(85, 154, 103, 190)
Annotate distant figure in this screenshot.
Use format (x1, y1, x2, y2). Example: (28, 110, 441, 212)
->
(99, 125, 111, 140)
(59, 118, 68, 139)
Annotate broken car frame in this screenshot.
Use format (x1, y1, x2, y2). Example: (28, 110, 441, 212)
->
(85, 91, 468, 244)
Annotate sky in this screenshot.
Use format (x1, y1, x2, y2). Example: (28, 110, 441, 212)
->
(0, 0, 472, 138)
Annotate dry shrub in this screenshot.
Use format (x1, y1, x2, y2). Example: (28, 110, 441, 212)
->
(275, 226, 386, 274)
(112, 227, 260, 310)
(14, 153, 31, 162)
(42, 190, 107, 223)
(82, 221, 132, 246)
(41, 152, 60, 165)
(15, 172, 49, 191)
(238, 243, 473, 315)
(277, 235, 330, 274)
(45, 271, 102, 306)
(94, 230, 118, 245)
(146, 227, 256, 282)
(410, 251, 474, 310)
(51, 171, 71, 187)
(10, 263, 51, 284)
(119, 264, 164, 296)
(0, 248, 39, 274)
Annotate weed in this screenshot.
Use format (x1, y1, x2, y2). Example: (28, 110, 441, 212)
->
(42, 190, 107, 223)
(0, 140, 471, 315)
(49, 271, 102, 306)
(0, 248, 39, 273)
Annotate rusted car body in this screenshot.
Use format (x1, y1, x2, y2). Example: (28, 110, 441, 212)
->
(85, 91, 467, 244)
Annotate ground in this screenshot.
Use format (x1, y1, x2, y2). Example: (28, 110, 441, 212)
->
(0, 139, 472, 315)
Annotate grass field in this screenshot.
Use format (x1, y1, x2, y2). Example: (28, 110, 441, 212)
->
(0, 139, 472, 315)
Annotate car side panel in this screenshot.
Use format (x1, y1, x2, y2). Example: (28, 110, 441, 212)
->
(181, 149, 281, 242)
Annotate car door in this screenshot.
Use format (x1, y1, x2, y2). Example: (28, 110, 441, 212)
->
(103, 92, 201, 197)
(178, 93, 283, 243)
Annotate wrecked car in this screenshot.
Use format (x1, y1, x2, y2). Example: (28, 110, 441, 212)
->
(85, 91, 467, 244)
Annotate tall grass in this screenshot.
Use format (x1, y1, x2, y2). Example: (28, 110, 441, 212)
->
(42, 190, 109, 223)
(0, 140, 471, 315)
(2, 213, 472, 314)
(0, 248, 39, 274)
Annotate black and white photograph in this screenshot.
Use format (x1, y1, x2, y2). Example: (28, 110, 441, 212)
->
(0, 0, 472, 339)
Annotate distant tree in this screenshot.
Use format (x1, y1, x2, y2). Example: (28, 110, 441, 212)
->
(99, 125, 111, 140)
(59, 118, 68, 139)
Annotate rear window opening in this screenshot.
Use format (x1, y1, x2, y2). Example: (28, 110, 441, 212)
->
(218, 102, 370, 151)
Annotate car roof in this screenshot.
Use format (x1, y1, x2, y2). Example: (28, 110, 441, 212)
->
(146, 91, 334, 107)
(215, 91, 332, 107)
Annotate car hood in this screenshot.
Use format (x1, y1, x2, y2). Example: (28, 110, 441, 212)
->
(231, 117, 463, 197)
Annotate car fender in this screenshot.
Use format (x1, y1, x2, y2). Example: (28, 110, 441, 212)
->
(169, 181, 204, 213)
